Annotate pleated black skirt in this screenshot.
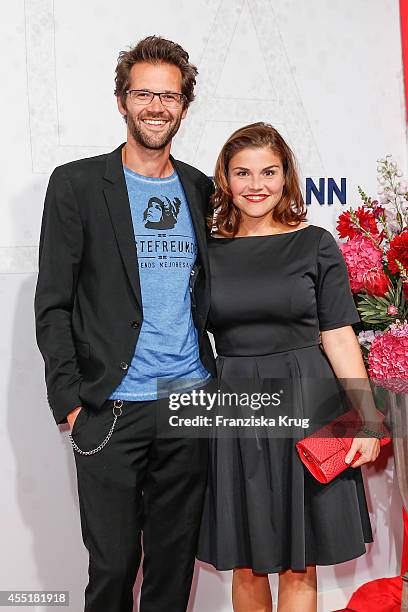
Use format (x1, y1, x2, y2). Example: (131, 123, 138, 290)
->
(197, 349, 374, 574)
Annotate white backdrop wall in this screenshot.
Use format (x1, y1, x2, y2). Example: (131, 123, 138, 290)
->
(1, 1, 406, 611)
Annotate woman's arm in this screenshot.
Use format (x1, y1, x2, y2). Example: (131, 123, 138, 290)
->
(320, 325, 382, 468)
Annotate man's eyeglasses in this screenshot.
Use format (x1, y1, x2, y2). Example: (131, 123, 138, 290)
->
(125, 89, 185, 108)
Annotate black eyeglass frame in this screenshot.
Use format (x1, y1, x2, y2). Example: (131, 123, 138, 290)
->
(124, 89, 186, 107)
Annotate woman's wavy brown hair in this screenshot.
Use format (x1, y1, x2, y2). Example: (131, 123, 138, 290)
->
(207, 122, 307, 236)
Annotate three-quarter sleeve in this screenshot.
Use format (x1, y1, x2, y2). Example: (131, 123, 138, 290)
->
(316, 230, 361, 331)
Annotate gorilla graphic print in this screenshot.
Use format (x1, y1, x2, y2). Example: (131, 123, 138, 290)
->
(143, 196, 181, 229)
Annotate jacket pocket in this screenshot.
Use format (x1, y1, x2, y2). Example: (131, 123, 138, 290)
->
(71, 406, 88, 436)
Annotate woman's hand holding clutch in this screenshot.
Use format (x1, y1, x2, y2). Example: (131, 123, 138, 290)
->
(344, 435, 381, 468)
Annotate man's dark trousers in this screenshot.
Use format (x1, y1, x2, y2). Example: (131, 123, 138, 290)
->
(71, 394, 209, 612)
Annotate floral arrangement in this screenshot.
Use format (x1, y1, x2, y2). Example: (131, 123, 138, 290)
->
(336, 155, 408, 392)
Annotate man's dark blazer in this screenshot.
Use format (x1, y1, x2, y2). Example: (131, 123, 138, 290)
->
(34, 142, 216, 426)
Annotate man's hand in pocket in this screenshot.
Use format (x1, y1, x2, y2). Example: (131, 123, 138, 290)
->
(67, 406, 83, 430)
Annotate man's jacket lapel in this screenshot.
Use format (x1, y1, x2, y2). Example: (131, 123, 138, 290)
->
(170, 154, 210, 283)
(103, 143, 143, 311)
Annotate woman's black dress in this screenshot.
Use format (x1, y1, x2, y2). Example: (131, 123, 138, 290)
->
(197, 224, 373, 574)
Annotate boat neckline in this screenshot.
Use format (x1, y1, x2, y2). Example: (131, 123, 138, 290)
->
(209, 224, 313, 239)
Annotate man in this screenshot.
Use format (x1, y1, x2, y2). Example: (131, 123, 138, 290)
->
(34, 35, 216, 612)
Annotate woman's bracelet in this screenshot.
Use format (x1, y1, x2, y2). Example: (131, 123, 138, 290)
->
(359, 426, 386, 440)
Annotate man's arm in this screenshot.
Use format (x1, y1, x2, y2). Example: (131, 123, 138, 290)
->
(34, 166, 85, 426)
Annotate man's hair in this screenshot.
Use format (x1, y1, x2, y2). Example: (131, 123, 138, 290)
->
(114, 35, 198, 112)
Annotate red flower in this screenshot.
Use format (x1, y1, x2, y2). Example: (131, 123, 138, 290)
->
(387, 231, 408, 275)
(337, 206, 379, 240)
(362, 268, 391, 297)
(371, 201, 385, 219)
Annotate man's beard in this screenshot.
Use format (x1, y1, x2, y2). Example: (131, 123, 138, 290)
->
(126, 111, 183, 150)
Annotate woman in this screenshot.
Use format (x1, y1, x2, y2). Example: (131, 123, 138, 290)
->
(197, 123, 384, 612)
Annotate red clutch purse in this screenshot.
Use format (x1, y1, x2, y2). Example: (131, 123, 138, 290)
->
(295, 408, 391, 484)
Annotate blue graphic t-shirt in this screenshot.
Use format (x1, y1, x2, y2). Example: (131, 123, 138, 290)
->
(108, 165, 212, 401)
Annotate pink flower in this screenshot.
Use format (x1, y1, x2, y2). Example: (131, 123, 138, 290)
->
(339, 235, 383, 293)
(387, 305, 399, 316)
(368, 320, 408, 393)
